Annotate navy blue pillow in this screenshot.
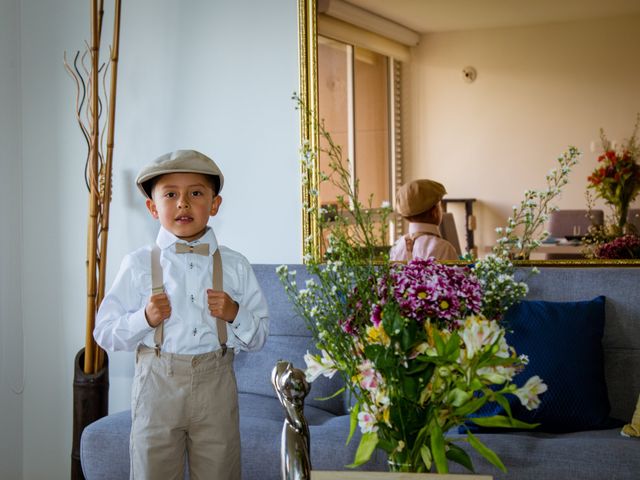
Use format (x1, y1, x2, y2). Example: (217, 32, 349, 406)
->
(463, 296, 619, 433)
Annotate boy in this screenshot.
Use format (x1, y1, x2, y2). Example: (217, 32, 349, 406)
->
(390, 178, 458, 262)
(94, 150, 269, 479)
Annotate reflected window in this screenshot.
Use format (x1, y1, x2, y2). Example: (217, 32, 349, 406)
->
(318, 35, 400, 244)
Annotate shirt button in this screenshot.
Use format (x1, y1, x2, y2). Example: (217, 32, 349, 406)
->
(189, 262, 194, 269)
(190, 294, 195, 302)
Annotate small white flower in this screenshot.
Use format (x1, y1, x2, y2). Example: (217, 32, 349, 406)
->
(515, 375, 548, 410)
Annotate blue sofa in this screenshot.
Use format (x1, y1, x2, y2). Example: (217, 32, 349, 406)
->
(81, 265, 640, 479)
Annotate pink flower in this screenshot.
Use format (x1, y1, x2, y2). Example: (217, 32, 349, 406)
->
(357, 409, 378, 434)
(370, 303, 383, 326)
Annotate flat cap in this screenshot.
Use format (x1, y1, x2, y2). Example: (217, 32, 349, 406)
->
(136, 150, 224, 199)
(396, 179, 447, 217)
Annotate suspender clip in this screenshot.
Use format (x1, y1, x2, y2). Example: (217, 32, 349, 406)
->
(154, 345, 161, 357)
(220, 343, 228, 356)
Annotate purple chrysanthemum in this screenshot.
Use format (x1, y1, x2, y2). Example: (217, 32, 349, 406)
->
(384, 257, 483, 328)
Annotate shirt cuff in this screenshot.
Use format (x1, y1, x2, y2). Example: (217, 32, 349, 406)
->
(130, 307, 155, 336)
(230, 303, 252, 337)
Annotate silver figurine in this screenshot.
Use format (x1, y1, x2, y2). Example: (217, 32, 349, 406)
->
(271, 361, 311, 480)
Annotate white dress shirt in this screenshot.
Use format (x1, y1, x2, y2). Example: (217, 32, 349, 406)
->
(94, 227, 269, 354)
(389, 222, 458, 262)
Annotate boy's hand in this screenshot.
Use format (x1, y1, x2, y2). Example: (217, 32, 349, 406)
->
(145, 293, 171, 327)
(207, 290, 239, 323)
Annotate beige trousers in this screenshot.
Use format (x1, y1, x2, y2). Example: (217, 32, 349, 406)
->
(130, 345, 240, 480)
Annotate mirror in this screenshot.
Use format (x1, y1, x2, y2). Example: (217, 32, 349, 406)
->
(297, 0, 640, 265)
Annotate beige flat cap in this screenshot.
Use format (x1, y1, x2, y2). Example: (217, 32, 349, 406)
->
(396, 179, 447, 217)
(136, 150, 224, 198)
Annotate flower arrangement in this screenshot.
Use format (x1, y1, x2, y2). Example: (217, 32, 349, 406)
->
(587, 114, 640, 233)
(278, 253, 543, 473)
(594, 234, 640, 260)
(278, 103, 585, 473)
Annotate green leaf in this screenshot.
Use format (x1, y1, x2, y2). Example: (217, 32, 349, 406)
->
(469, 415, 539, 430)
(495, 394, 513, 418)
(401, 327, 414, 351)
(447, 387, 472, 407)
(346, 403, 359, 445)
(405, 362, 432, 376)
(430, 422, 448, 473)
(466, 430, 506, 472)
(445, 443, 474, 472)
(420, 445, 433, 471)
(346, 431, 379, 468)
(314, 386, 345, 401)
(414, 414, 435, 447)
(402, 375, 419, 401)
(433, 332, 446, 356)
(363, 344, 384, 363)
(444, 332, 461, 360)
(453, 395, 488, 417)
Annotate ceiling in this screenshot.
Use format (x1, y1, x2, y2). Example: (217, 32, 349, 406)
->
(344, 0, 640, 33)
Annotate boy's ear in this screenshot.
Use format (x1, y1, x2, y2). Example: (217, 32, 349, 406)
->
(209, 195, 223, 216)
(146, 198, 159, 219)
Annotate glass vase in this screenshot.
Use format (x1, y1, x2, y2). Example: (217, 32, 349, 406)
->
(616, 201, 630, 233)
(387, 455, 415, 473)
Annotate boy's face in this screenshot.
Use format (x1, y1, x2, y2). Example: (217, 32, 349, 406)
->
(145, 172, 221, 242)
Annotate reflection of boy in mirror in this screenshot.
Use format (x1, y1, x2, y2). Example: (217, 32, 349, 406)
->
(390, 179, 458, 262)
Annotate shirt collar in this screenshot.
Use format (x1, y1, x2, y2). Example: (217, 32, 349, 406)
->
(408, 222, 442, 237)
(156, 226, 219, 252)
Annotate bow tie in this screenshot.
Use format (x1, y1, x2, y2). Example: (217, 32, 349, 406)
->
(175, 243, 210, 255)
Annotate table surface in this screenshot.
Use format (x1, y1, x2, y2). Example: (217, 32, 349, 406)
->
(480, 242, 585, 260)
(311, 472, 493, 480)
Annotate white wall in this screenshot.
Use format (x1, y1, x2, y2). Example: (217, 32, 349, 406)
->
(18, 0, 301, 478)
(0, 0, 23, 478)
(406, 14, 640, 251)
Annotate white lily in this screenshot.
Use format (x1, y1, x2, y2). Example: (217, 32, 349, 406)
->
(303, 350, 337, 382)
(515, 375, 548, 410)
(461, 315, 502, 359)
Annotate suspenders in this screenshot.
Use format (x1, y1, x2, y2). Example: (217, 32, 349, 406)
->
(404, 232, 430, 262)
(150, 245, 228, 356)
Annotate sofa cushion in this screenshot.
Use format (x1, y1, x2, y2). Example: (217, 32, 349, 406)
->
(448, 428, 638, 479)
(80, 410, 131, 480)
(520, 267, 640, 421)
(252, 264, 317, 337)
(467, 296, 618, 432)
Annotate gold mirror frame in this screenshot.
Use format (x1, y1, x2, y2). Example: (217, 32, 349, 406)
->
(298, 0, 321, 262)
(297, 0, 640, 268)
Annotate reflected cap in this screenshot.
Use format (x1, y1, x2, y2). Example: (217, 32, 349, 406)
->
(136, 150, 224, 199)
(395, 179, 447, 217)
